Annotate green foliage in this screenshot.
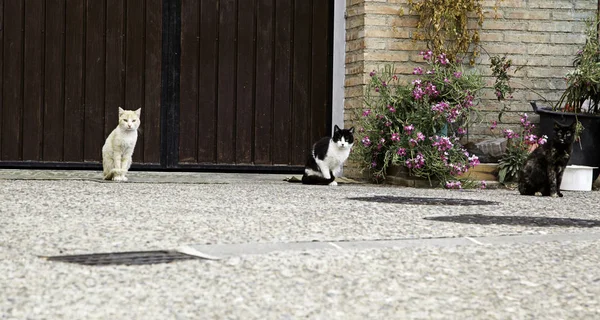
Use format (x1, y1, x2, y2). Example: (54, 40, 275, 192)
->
(555, 18, 600, 114)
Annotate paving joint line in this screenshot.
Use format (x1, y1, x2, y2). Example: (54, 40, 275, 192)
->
(178, 232, 600, 260)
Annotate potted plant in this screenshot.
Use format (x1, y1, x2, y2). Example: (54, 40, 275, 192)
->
(353, 51, 484, 188)
(531, 18, 600, 180)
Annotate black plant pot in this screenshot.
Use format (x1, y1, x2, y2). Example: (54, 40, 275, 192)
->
(531, 101, 600, 181)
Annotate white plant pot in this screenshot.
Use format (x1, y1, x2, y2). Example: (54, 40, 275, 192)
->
(560, 165, 596, 191)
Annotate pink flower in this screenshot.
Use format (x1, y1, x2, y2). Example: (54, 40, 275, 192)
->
(412, 87, 425, 100)
(387, 105, 396, 113)
(390, 133, 400, 141)
(431, 101, 449, 113)
(503, 129, 517, 139)
(425, 82, 438, 96)
(361, 136, 371, 147)
(409, 138, 418, 147)
(457, 127, 466, 135)
(397, 148, 406, 156)
(416, 132, 425, 141)
(445, 181, 462, 189)
(444, 78, 450, 83)
(362, 109, 371, 117)
(369, 70, 376, 77)
(480, 181, 487, 189)
(490, 121, 497, 130)
(384, 121, 392, 127)
(453, 71, 462, 78)
(437, 53, 449, 65)
(404, 124, 414, 134)
(413, 67, 423, 75)
(421, 50, 433, 61)
(538, 135, 548, 145)
(468, 155, 480, 167)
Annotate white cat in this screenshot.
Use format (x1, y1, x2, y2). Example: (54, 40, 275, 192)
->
(102, 107, 141, 181)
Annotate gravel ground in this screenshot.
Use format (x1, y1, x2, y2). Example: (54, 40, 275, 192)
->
(2, 173, 600, 319)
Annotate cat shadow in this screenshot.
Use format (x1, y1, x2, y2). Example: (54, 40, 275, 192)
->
(425, 214, 600, 228)
(348, 196, 499, 206)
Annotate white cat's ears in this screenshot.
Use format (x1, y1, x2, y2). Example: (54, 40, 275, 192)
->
(118, 107, 141, 117)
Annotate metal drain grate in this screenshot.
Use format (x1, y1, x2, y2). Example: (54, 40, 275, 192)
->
(43, 250, 201, 266)
(349, 196, 498, 206)
(425, 214, 600, 227)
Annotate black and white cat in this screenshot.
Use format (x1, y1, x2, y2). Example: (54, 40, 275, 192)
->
(302, 125, 355, 185)
(518, 121, 576, 197)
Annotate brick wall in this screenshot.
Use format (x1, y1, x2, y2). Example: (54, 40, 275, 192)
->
(344, 0, 597, 145)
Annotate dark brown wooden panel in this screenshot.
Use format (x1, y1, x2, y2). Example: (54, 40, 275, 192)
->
(291, 0, 312, 165)
(235, 0, 255, 164)
(1, 0, 24, 160)
(144, 0, 162, 163)
(104, 0, 125, 151)
(43, 0, 66, 161)
(217, 0, 237, 163)
(254, 0, 274, 164)
(22, 0, 44, 161)
(310, 0, 330, 143)
(272, 0, 292, 165)
(179, 0, 200, 163)
(126, 0, 146, 163)
(84, 0, 106, 161)
(63, 0, 85, 161)
(197, 0, 219, 163)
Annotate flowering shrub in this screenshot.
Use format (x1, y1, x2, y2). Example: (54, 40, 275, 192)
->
(493, 113, 548, 183)
(353, 51, 484, 187)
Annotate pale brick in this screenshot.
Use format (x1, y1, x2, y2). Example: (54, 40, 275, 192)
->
(552, 10, 596, 21)
(363, 15, 388, 26)
(550, 33, 586, 44)
(504, 9, 551, 20)
(528, 21, 586, 33)
(483, 20, 529, 31)
(527, 44, 580, 56)
(483, 44, 528, 54)
(479, 32, 504, 42)
(529, 1, 574, 9)
(364, 4, 402, 15)
(575, 1, 597, 10)
(388, 16, 419, 28)
(387, 40, 426, 51)
(364, 51, 410, 62)
(526, 66, 570, 78)
(503, 32, 550, 43)
(346, 16, 365, 29)
(363, 27, 411, 39)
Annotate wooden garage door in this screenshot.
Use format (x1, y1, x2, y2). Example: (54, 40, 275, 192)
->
(179, 0, 332, 167)
(0, 0, 162, 165)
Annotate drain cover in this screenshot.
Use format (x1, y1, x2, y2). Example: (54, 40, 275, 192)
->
(425, 214, 600, 228)
(44, 250, 200, 266)
(349, 196, 498, 206)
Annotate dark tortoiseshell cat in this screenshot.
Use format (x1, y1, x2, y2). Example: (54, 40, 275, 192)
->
(518, 121, 576, 197)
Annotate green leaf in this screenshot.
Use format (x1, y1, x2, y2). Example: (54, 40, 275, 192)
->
(498, 168, 507, 183)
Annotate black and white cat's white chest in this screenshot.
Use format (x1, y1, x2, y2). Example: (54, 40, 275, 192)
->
(313, 137, 352, 169)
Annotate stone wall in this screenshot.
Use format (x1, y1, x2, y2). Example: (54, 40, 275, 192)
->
(344, 0, 597, 176)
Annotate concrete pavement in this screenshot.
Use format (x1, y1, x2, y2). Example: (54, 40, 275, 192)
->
(1, 169, 600, 319)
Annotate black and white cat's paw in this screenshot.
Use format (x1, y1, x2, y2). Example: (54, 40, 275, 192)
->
(328, 181, 338, 186)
